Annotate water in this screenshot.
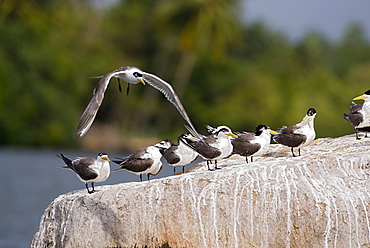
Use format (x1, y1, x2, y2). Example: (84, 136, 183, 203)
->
(0, 147, 201, 248)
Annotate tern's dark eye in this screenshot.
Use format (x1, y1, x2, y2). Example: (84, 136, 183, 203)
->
(218, 128, 230, 133)
(307, 108, 316, 116)
(133, 72, 143, 77)
(256, 124, 268, 132)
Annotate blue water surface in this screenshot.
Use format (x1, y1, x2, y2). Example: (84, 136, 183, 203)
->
(0, 147, 201, 248)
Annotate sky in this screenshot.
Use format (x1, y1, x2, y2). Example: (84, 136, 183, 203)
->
(242, 0, 370, 41)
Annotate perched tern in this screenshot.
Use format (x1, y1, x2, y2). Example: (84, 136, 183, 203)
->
(158, 133, 199, 175)
(344, 90, 370, 139)
(273, 108, 317, 157)
(232, 125, 277, 163)
(57, 153, 111, 194)
(181, 125, 237, 170)
(112, 141, 170, 181)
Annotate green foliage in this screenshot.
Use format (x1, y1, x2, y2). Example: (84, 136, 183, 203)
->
(1, 0, 370, 148)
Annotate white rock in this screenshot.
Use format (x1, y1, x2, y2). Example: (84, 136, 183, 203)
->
(31, 134, 370, 247)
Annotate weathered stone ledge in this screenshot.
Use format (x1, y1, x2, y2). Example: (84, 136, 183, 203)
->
(31, 134, 370, 247)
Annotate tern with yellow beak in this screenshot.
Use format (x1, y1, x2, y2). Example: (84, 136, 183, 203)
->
(158, 133, 199, 175)
(181, 125, 237, 170)
(273, 108, 317, 157)
(232, 125, 278, 163)
(75, 66, 201, 139)
(57, 153, 111, 194)
(344, 90, 370, 139)
(112, 141, 170, 181)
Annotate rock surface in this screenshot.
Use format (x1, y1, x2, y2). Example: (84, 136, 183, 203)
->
(31, 134, 370, 248)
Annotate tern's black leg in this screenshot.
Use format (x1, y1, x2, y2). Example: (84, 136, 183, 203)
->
(215, 160, 221, 170)
(291, 147, 296, 157)
(117, 78, 122, 93)
(147, 174, 150, 181)
(86, 182, 94, 194)
(298, 148, 301, 156)
(173, 167, 176, 175)
(140, 174, 143, 181)
(126, 83, 130, 96)
(206, 160, 212, 171)
(91, 182, 96, 193)
(85, 183, 90, 193)
(246, 157, 249, 164)
(356, 132, 361, 140)
(251, 156, 254, 162)
(182, 166, 185, 174)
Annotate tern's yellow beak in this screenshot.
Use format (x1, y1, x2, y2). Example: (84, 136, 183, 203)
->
(138, 78, 146, 85)
(102, 156, 110, 161)
(269, 130, 278, 135)
(302, 116, 313, 125)
(353, 95, 367, 101)
(227, 133, 238, 138)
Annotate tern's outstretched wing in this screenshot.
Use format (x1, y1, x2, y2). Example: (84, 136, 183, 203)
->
(74, 72, 116, 138)
(142, 72, 201, 139)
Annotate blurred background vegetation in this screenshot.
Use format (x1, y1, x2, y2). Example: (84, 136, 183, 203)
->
(1, 0, 370, 151)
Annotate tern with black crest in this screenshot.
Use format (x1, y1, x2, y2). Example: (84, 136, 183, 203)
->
(57, 153, 111, 194)
(344, 90, 370, 139)
(75, 66, 201, 139)
(232, 125, 277, 163)
(273, 108, 317, 157)
(113, 141, 170, 181)
(158, 133, 199, 175)
(181, 125, 237, 170)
